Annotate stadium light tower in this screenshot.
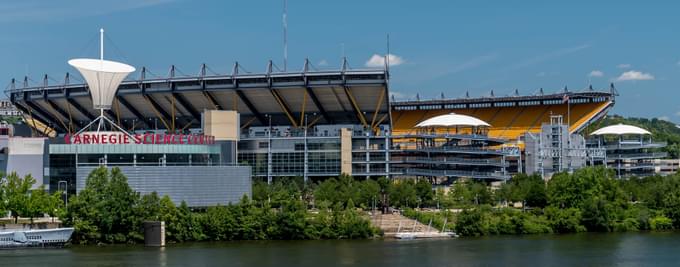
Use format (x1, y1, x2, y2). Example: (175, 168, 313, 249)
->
(68, 28, 136, 136)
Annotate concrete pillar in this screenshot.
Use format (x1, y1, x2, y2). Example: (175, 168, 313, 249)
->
(144, 221, 165, 247)
(340, 128, 352, 175)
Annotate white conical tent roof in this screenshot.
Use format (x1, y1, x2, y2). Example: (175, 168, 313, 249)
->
(68, 58, 135, 110)
(591, 123, 651, 135)
(415, 113, 491, 128)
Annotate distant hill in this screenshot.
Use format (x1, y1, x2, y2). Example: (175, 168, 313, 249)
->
(584, 115, 680, 158)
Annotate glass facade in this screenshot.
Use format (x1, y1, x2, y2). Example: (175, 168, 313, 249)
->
(48, 143, 225, 194)
(238, 126, 393, 179)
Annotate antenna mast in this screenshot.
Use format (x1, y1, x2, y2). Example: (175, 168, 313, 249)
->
(386, 34, 390, 71)
(100, 28, 104, 61)
(283, 0, 288, 72)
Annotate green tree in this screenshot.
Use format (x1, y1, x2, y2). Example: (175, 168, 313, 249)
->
(508, 174, 547, 208)
(171, 201, 198, 241)
(3, 172, 36, 223)
(661, 176, 680, 228)
(45, 191, 65, 223)
(314, 178, 339, 205)
(415, 179, 434, 207)
(545, 206, 586, 233)
(389, 179, 418, 208)
(455, 208, 487, 236)
(358, 179, 380, 210)
(449, 181, 473, 206)
(275, 200, 308, 239)
(25, 185, 51, 223)
(65, 167, 143, 244)
(469, 182, 495, 205)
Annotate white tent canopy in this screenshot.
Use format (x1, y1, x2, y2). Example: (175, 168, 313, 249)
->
(415, 113, 491, 128)
(591, 123, 651, 135)
(68, 58, 135, 110)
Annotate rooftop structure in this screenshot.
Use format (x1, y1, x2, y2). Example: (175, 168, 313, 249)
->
(415, 113, 491, 128)
(591, 124, 651, 135)
(588, 123, 667, 178)
(393, 113, 511, 182)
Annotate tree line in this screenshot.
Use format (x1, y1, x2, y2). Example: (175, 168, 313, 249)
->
(0, 172, 63, 224)
(63, 168, 379, 244)
(7, 164, 680, 242)
(404, 166, 680, 236)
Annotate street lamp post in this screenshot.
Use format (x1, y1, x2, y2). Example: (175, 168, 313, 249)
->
(58, 180, 68, 209)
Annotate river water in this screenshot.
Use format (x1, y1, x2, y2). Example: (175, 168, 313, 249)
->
(2, 232, 680, 266)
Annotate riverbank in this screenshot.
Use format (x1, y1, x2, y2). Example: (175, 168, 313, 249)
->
(398, 167, 680, 237)
(58, 166, 680, 243)
(3, 232, 680, 267)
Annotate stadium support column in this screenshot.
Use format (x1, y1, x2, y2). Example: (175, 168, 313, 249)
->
(267, 115, 273, 184)
(341, 128, 352, 176)
(518, 144, 523, 174)
(365, 134, 370, 178)
(385, 133, 390, 178)
(303, 114, 308, 184)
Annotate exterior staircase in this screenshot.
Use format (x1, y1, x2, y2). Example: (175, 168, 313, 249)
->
(371, 213, 438, 237)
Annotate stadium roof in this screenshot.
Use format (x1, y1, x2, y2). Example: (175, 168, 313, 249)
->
(591, 124, 651, 135)
(7, 59, 390, 134)
(415, 113, 490, 128)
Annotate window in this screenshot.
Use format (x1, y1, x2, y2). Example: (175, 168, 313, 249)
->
(258, 142, 269, 149)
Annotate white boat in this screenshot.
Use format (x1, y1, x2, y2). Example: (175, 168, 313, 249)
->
(0, 228, 74, 248)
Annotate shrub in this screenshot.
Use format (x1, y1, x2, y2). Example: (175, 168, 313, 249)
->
(545, 206, 586, 233)
(650, 216, 673, 231)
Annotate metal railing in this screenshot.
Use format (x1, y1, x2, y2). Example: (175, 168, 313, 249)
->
(403, 168, 510, 179)
(396, 146, 506, 155)
(397, 156, 506, 166)
(602, 142, 667, 150)
(76, 162, 241, 167)
(607, 152, 668, 160)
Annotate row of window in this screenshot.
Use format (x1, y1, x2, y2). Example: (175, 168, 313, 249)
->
(394, 96, 605, 110)
(239, 152, 341, 175)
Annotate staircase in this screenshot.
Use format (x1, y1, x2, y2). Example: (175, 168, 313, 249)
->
(371, 213, 437, 237)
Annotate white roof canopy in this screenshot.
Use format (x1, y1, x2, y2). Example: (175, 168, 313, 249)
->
(591, 124, 651, 135)
(415, 113, 491, 128)
(68, 58, 135, 110)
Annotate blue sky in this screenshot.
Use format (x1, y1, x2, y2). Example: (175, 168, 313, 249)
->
(2, 0, 679, 122)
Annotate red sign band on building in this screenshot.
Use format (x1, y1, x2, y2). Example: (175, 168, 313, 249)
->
(64, 133, 216, 145)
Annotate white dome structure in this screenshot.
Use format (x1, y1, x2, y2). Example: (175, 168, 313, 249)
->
(415, 113, 491, 128)
(591, 124, 651, 135)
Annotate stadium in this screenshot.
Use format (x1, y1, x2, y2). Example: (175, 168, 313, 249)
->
(3, 55, 628, 196)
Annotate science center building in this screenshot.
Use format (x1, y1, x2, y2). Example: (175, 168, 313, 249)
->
(49, 112, 249, 208)
(3, 40, 251, 207)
